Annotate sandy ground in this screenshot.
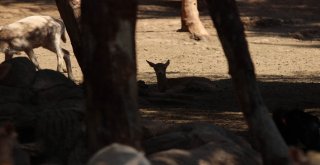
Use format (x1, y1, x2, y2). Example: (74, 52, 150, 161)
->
(0, 0, 320, 136)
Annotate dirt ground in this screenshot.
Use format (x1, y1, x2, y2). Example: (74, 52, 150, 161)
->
(0, 0, 320, 138)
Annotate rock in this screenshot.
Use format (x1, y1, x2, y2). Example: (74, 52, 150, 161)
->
(149, 141, 261, 165)
(36, 108, 84, 164)
(145, 123, 262, 165)
(88, 143, 150, 165)
(0, 85, 34, 104)
(0, 57, 36, 88)
(32, 69, 75, 90)
(0, 103, 38, 143)
(32, 69, 84, 105)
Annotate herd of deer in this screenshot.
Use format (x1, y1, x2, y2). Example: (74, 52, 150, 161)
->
(1, 14, 320, 165)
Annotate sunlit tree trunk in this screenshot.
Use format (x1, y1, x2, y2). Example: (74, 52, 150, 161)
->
(180, 0, 209, 40)
(205, 0, 291, 164)
(81, 0, 141, 155)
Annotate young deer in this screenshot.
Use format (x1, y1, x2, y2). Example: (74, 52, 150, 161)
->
(146, 60, 215, 93)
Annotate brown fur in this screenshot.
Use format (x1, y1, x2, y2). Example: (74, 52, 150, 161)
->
(147, 60, 215, 93)
(0, 16, 74, 80)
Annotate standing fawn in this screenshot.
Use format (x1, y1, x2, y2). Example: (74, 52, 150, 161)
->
(0, 16, 74, 81)
(146, 60, 215, 93)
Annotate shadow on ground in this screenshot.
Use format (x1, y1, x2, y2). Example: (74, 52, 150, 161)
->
(139, 75, 320, 137)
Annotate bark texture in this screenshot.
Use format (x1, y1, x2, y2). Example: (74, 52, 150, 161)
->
(180, 0, 209, 40)
(55, 0, 84, 71)
(81, 0, 141, 155)
(205, 0, 291, 164)
(69, 0, 81, 22)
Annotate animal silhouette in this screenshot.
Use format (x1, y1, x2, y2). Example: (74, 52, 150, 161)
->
(146, 60, 215, 93)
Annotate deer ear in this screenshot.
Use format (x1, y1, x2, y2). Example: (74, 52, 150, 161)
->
(146, 60, 155, 67)
(165, 60, 170, 67)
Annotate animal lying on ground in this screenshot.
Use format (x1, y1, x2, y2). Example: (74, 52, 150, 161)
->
(0, 15, 74, 80)
(146, 60, 215, 92)
(273, 109, 320, 151)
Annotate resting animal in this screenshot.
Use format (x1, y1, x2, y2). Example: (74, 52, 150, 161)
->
(147, 60, 215, 93)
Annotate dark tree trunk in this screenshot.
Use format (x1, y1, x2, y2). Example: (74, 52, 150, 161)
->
(55, 0, 84, 71)
(205, 0, 291, 164)
(69, 0, 81, 22)
(81, 0, 141, 155)
(180, 0, 209, 41)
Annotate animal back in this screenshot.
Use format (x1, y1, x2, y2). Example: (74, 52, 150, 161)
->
(167, 76, 212, 86)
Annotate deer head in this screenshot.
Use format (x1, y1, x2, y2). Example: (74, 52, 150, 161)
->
(146, 60, 170, 92)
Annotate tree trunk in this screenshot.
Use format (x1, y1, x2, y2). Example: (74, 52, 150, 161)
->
(81, 0, 142, 155)
(180, 0, 209, 41)
(205, 0, 291, 164)
(55, 0, 84, 71)
(69, 0, 81, 22)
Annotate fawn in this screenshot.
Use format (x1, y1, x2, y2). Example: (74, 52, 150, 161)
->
(146, 60, 215, 93)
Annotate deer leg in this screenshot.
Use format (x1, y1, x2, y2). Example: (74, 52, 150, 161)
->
(43, 42, 75, 81)
(24, 49, 41, 70)
(62, 48, 74, 81)
(53, 35, 65, 73)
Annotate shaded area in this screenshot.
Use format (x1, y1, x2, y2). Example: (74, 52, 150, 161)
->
(139, 76, 320, 110)
(238, 0, 320, 22)
(138, 0, 182, 19)
(0, 0, 54, 5)
(139, 75, 320, 138)
(238, 0, 320, 41)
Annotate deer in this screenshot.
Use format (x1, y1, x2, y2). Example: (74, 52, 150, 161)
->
(0, 15, 74, 81)
(146, 60, 216, 93)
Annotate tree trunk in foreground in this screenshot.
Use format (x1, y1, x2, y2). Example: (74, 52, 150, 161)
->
(205, 0, 291, 164)
(81, 0, 141, 155)
(69, 0, 81, 22)
(55, 0, 84, 71)
(180, 0, 209, 41)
